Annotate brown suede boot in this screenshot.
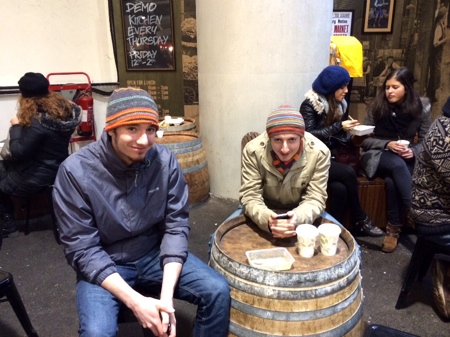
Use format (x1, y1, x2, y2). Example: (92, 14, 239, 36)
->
(382, 223, 402, 253)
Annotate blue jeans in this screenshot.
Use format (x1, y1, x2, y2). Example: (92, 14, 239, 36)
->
(76, 249, 230, 337)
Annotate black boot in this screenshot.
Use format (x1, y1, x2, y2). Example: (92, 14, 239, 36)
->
(354, 216, 384, 237)
(2, 214, 19, 238)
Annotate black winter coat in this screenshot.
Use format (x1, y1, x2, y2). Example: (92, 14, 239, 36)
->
(300, 89, 351, 151)
(0, 103, 81, 197)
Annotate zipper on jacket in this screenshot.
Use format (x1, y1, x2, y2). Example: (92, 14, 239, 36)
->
(134, 169, 138, 187)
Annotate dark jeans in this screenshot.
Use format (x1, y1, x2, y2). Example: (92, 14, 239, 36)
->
(377, 151, 414, 225)
(327, 160, 366, 225)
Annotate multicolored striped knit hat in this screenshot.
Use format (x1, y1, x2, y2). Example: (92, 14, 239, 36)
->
(266, 106, 305, 137)
(105, 88, 159, 132)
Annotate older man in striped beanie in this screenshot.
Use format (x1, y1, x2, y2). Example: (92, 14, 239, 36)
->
(239, 105, 332, 237)
(53, 87, 231, 336)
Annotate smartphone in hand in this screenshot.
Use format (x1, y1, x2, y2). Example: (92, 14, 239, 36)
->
(276, 213, 290, 219)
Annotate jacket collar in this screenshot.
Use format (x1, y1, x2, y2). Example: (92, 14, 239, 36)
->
(304, 89, 347, 117)
(38, 102, 82, 132)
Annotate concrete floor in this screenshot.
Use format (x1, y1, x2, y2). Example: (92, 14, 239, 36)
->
(0, 195, 449, 337)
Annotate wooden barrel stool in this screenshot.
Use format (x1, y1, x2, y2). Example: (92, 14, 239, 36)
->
(155, 132, 210, 207)
(210, 215, 364, 337)
(337, 176, 386, 230)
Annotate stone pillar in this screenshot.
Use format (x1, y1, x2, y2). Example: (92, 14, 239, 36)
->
(197, 0, 333, 199)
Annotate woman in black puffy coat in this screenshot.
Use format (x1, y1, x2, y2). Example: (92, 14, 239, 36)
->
(0, 72, 81, 237)
(300, 65, 383, 237)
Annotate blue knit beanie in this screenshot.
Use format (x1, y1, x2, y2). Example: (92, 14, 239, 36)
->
(105, 88, 159, 132)
(312, 66, 351, 96)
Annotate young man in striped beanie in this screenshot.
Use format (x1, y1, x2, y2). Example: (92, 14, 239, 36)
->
(240, 105, 332, 236)
(53, 88, 231, 337)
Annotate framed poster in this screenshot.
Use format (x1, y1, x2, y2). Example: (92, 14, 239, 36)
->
(121, 0, 175, 70)
(363, 0, 396, 34)
(332, 10, 354, 36)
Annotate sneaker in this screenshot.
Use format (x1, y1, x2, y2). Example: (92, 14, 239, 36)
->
(432, 255, 450, 319)
(354, 216, 384, 237)
(1, 214, 19, 238)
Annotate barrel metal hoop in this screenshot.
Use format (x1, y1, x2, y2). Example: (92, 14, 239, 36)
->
(168, 142, 203, 155)
(210, 242, 359, 288)
(160, 137, 202, 150)
(182, 161, 208, 174)
(228, 300, 363, 337)
(230, 282, 361, 321)
(210, 256, 360, 300)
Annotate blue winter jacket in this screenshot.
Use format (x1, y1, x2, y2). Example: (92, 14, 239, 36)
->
(53, 132, 190, 285)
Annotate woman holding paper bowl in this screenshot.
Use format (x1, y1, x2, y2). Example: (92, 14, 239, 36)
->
(300, 65, 383, 237)
(360, 67, 432, 252)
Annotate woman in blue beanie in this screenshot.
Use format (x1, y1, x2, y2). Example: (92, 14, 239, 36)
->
(300, 65, 383, 237)
(360, 67, 431, 252)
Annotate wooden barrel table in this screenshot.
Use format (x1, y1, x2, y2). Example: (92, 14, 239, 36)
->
(155, 132, 210, 207)
(210, 215, 364, 337)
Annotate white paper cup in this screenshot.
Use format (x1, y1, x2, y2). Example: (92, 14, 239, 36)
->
(296, 224, 319, 258)
(164, 115, 171, 122)
(156, 130, 164, 138)
(397, 140, 410, 147)
(318, 223, 342, 256)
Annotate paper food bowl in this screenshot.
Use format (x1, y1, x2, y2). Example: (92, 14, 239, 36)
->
(350, 125, 375, 136)
(245, 247, 295, 271)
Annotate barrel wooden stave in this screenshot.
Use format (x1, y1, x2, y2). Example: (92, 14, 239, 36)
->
(155, 132, 209, 207)
(210, 215, 364, 337)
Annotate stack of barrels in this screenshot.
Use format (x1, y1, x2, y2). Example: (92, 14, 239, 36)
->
(155, 117, 210, 207)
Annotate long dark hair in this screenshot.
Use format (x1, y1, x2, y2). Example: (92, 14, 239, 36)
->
(368, 67, 423, 122)
(325, 94, 345, 125)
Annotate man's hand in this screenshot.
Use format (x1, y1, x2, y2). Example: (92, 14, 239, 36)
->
(101, 273, 176, 336)
(159, 298, 176, 337)
(131, 295, 175, 336)
(269, 211, 297, 238)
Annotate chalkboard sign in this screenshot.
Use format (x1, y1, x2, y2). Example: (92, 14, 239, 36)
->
(121, 0, 175, 71)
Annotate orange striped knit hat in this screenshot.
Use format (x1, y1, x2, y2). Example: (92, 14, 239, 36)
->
(105, 88, 159, 132)
(266, 105, 305, 138)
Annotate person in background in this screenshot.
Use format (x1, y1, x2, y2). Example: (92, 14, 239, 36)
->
(240, 106, 331, 237)
(410, 96, 450, 319)
(360, 67, 432, 253)
(53, 88, 230, 337)
(411, 96, 450, 232)
(300, 65, 383, 237)
(372, 55, 386, 97)
(379, 56, 401, 79)
(427, 5, 448, 102)
(363, 56, 372, 100)
(0, 72, 81, 238)
(373, 0, 386, 28)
